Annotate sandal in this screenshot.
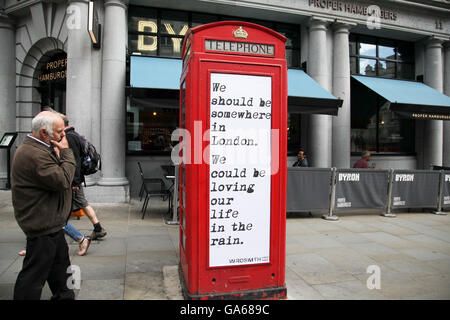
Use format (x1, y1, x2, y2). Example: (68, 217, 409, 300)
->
(77, 236, 91, 256)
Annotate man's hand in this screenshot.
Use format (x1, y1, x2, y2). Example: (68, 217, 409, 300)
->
(53, 146, 60, 159)
(51, 135, 69, 150)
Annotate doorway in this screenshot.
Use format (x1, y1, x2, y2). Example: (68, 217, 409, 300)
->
(36, 50, 67, 114)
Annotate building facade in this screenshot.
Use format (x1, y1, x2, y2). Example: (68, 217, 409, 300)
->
(0, 0, 449, 201)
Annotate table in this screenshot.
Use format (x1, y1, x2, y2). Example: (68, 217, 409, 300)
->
(162, 165, 178, 224)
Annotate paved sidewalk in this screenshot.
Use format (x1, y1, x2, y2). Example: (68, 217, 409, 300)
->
(0, 190, 449, 300)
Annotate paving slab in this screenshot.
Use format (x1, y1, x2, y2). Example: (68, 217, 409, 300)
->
(346, 242, 401, 260)
(163, 265, 183, 300)
(312, 279, 386, 300)
(70, 255, 126, 281)
(285, 267, 324, 300)
(358, 232, 417, 249)
(77, 279, 125, 300)
(315, 247, 382, 276)
(124, 271, 166, 300)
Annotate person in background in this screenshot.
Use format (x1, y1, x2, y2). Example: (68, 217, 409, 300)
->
(353, 151, 371, 168)
(64, 221, 91, 255)
(61, 114, 107, 240)
(293, 148, 309, 167)
(11, 111, 76, 300)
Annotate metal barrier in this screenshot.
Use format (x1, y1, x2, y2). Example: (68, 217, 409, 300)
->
(325, 168, 390, 220)
(431, 166, 450, 216)
(286, 167, 332, 213)
(286, 167, 448, 220)
(386, 170, 441, 216)
(443, 171, 450, 209)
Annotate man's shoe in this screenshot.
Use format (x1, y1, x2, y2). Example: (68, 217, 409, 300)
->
(91, 228, 107, 240)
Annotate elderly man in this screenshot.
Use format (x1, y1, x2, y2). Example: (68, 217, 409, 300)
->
(11, 111, 76, 300)
(353, 151, 371, 169)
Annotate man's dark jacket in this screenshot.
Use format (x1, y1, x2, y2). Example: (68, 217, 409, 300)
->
(293, 158, 309, 167)
(11, 136, 76, 238)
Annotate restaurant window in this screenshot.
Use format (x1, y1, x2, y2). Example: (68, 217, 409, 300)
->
(349, 34, 414, 80)
(349, 35, 415, 155)
(126, 90, 179, 155)
(128, 6, 301, 68)
(350, 78, 414, 154)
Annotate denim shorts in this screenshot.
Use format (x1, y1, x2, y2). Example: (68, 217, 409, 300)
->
(72, 187, 89, 211)
(63, 221, 83, 242)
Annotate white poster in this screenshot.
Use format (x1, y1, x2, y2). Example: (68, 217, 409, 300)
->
(209, 73, 272, 267)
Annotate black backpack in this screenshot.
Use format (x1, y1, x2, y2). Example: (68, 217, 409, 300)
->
(78, 135, 101, 176)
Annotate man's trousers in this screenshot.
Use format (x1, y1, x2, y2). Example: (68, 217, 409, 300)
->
(14, 229, 75, 300)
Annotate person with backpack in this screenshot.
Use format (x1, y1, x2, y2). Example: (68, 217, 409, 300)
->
(61, 114, 107, 241)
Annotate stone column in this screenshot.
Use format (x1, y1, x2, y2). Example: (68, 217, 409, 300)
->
(423, 38, 443, 169)
(66, 0, 92, 139)
(0, 14, 16, 188)
(91, 0, 103, 152)
(332, 22, 353, 168)
(97, 0, 129, 196)
(443, 42, 450, 167)
(308, 18, 331, 168)
(88, 0, 104, 186)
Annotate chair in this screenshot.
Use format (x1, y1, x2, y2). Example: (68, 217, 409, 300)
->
(137, 162, 172, 219)
(137, 162, 163, 201)
(141, 179, 172, 219)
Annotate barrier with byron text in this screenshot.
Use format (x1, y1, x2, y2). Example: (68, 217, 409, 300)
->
(334, 169, 389, 211)
(287, 168, 448, 220)
(390, 170, 441, 209)
(440, 171, 450, 209)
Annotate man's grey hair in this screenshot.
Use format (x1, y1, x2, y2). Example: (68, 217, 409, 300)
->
(31, 112, 55, 135)
(42, 107, 69, 126)
(42, 106, 55, 112)
(362, 151, 371, 158)
(60, 113, 69, 126)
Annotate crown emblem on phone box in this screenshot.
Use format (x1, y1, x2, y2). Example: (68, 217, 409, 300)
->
(233, 26, 248, 39)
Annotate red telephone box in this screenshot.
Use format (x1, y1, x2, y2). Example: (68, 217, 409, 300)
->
(178, 21, 287, 299)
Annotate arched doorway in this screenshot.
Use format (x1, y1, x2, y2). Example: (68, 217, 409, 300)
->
(16, 37, 66, 144)
(35, 50, 67, 114)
